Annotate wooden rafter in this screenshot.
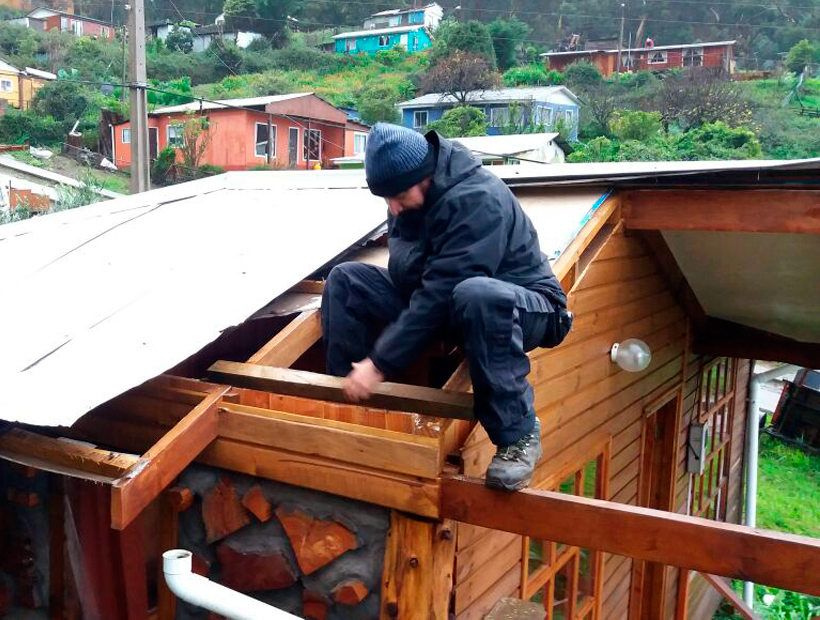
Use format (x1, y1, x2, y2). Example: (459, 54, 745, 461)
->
(207, 360, 475, 420)
(0, 427, 138, 482)
(110, 387, 230, 529)
(623, 189, 820, 234)
(693, 317, 820, 368)
(441, 476, 820, 597)
(247, 308, 322, 367)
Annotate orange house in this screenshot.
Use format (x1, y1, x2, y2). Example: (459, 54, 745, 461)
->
(112, 93, 364, 172)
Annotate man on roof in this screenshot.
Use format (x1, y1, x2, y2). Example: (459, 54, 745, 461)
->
(322, 123, 572, 491)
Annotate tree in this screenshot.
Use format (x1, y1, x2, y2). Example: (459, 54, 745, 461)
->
(356, 82, 401, 125)
(208, 38, 244, 77)
(426, 106, 488, 137)
(429, 20, 496, 68)
(577, 81, 619, 137)
(609, 110, 663, 141)
(655, 68, 751, 130)
(165, 26, 193, 53)
(784, 39, 818, 74)
(33, 80, 90, 125)
(223, 0, 257, 32)
(178, 115, 213, 170)
(487, 17, 531, 71)
(422, 51, 499, 105)
(674, 121, 762, 160)
(251, 0, 299, 43)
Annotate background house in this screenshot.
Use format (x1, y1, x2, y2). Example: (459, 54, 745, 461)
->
(333, 2, 442, 55)
(543, 40, 736, 77)
(0, 59, 55, 110)
(397, 86, 581, 140)
(190, 23, 262, 53)
(112, 93, 358, 171)
(452, 132, 571, 164)
(25, 6, 115, 39)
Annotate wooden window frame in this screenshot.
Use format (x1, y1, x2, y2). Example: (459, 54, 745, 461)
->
(303, 128, 321, 161)
(689, 357, 737, 521)
(521, 438, 611, 620)
(648, 50, 668, 64)
(413, 110, 428, 129)
(121, 128, 130, 144)
(254, 121, 276, 159)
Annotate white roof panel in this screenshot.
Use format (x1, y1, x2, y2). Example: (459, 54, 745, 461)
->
(453, 133, 560, 156)
(153, 92, 312, 115)
(333, 25, 424, 39)
(0, 172, 385, 427)
(397, 87, 580, 108)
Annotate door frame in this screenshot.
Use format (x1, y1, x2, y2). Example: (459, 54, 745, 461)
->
(629, 385, 684, 620)
(288, 127, 299, 168)
(149, 127, 159, 161)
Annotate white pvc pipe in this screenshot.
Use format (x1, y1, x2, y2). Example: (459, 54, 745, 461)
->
(163, 549, 301, 620)
(743, 364, 799, 607)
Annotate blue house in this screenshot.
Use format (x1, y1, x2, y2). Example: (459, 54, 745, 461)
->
(396, 86, 583, 141)
(333, 2, 442, 55)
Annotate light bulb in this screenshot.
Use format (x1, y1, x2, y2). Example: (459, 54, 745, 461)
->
(610, 338, 652, 372)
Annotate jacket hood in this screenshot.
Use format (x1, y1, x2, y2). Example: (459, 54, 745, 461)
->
(424, 131, 482, 205)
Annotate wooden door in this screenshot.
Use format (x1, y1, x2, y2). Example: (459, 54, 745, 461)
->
(288, 127, 298, 167)
(631, 392, 680, 619)
(149, 127, 158, 160)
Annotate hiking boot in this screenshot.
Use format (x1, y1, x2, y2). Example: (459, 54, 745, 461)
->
(485, 417, 542, 491)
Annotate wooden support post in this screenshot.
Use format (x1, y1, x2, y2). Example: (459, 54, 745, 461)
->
(157, 489, 185, 620)
(111, 388, 229, 530)
(208, 361, 474, 420)
(48, 475, 65, 620)
(441, 476, 820, 597)
(675, 569, 690, 620)
(702, 573, 761, 620)
(247, 309, 322, 367)
(380, 512, 455, 620)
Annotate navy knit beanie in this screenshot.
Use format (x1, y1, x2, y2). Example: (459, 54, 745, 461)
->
(365, 123, 436, 197)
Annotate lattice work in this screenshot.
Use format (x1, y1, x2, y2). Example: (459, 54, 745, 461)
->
(689, 357, 738, 521)
(520, 442, 611, 620)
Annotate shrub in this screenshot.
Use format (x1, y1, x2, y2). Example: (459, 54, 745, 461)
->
(151, 146, 177, 185)
(609, 110, 663, 141)
(356, 82, 401, 125)
(33, 80, 90, 124)
(674, 121, 762, 160)
(430, 19, 496, 68)
(268, 45, 338, 72)
(197, 163, 226, 176)
(564, 60, 603, 88)
(165, 27, 194, 54)
(375, 46, 408, 67)
(426, 106, 488, 137)
(0, 109, 64, 146)
(53, 169, 106, 211)
(488, 17, 531, 70)
(785, 39, 818, 74)
(503, 64, 563, 87)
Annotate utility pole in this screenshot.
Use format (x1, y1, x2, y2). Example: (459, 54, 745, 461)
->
(616, 2, 626, 77)
(128, 0, 150, 193)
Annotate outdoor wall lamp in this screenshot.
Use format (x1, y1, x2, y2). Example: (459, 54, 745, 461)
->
(610, 338, 652, 372)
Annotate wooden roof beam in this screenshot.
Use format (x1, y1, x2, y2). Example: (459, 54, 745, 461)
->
(247, 308, 322, 367)
(441, 475, 820, 597)
(207, 360, 474, 420)
(623, 189, 820, 234)
(110, 387, 230, 530)
(0, 427, 138, 482)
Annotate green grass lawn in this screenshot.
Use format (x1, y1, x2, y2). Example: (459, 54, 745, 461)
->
(714, 432, 820, 619)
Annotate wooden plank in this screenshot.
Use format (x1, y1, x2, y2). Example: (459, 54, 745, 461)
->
(623, 189, 820, 234)
(693, 318, 820, 368)
(157, 492, 178, 620)
(110, 388, 228, 530)
(454, 539, 520, 614)
(455, 530, 519, 583)
(573, 254, 658, 292)
(675, 569, 690, 620)
(455, 562, 521, 620)
(208, 360, 474, 420)
(248, 309, 322, 367)
(218, 403, 441, 479)
(200, 438, 440, 518)
(0, 428, 139, 481)
(701, 573, 761, 620)
(290, 279, 325, 294)
(48, 475, 65, 620)
(441, 476, 820, 597)
(553, 194, 620, 281)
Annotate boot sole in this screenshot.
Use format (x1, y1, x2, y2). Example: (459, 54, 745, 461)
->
(485, 473, 534, 492)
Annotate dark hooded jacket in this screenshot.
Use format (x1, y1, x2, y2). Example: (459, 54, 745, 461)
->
(369, 131, 566, 376)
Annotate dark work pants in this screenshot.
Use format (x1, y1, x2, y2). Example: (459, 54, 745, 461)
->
(321, 262, 555, 446)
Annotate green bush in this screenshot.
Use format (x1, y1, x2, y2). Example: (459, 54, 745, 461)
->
(165, 27, 194, 54)
(33, 80, 90, 124)
(151, 146, 177, 185)
(375, 46, 409, 68)
(785, 39, 818, 74)
(674, 121, 762, 160)
(609, 110, 663, 141)
(246, 37, 272, 53)
(197, 163, 226, 176)
(268, 45, 338, 73)
(564, 60, 603, 88)
(430, 19, 496, 68)
(0, 109, 64, 146)
(356, 82, 401, 125)
(426, 106, 488, 137)
(488, 17, 531, 71)
(503, 64, 563, 87)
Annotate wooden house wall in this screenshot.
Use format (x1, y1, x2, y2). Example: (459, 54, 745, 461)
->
(452, 223, 751, 619)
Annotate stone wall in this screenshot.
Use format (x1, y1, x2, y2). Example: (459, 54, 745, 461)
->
(177, 465, 390, 620)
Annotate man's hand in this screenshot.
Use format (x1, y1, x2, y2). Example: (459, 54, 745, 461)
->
(344, 358, 385, 402)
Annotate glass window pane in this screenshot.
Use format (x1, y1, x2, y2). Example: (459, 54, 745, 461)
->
(528, 539, 546, 576)
(583, 459, 597, 498)
(558, 474, 575, 495)
(553, 563, 570, 620)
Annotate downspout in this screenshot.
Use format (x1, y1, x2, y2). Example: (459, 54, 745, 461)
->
(743, 363, 799, 607)
(163, 550, 302, 620)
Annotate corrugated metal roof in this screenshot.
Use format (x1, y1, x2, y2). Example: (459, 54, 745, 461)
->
(152, 92, 312, 115)
(397, 87, 579, 108)
(542, 40, 736, 57)
(0, 172, 385, 427)
(333, 25, 425, 39)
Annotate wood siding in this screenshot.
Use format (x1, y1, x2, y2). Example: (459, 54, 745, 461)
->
(453, 223, 750, 619)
